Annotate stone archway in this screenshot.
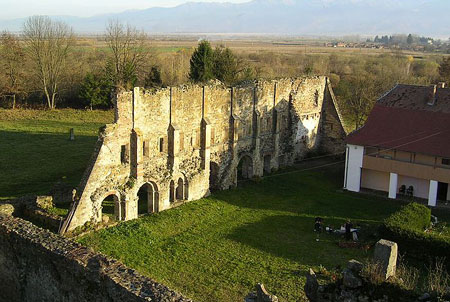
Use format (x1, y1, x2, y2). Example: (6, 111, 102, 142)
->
(237, 155, 253, 181)
(176, 178, 184, 200)
(137, 182, 159, 215)
(169, 180, 175, 203)
(101, 192, 122, 222)
(209, 161, 220, 191)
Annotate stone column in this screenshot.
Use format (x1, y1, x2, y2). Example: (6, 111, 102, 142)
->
(388, 172, 398, 199)
(428, 180, 438, 206)
(447, 183, 450, 202)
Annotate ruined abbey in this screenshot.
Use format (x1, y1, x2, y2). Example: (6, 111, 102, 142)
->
(61, 76, 346, 233)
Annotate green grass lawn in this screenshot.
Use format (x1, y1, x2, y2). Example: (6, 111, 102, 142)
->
(78, 165, 406, 302)
(0, 109, 114, 200)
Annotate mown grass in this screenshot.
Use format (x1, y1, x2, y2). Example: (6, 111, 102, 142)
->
(0, 109, 114, 200)
(78, 165, 405, 302)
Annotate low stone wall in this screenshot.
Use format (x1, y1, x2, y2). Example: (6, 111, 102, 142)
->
(0, 215, 191, 302)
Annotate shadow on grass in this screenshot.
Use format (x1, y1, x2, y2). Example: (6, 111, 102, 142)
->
(226, 214, 372, 267)
(0, 130, 98, 198)
(214, 168, 402, 223)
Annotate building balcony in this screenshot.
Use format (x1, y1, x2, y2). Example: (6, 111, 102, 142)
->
(362, 155, 450, 183)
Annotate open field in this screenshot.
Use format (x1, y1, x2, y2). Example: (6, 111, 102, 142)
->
(76, 36, 448, 57)
(0, 109, 114, 200)
(78, 163, 407, 302)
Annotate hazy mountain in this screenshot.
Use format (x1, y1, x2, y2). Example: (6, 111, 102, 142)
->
(1, 0, 449, 37)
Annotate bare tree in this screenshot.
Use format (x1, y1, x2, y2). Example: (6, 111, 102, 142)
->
(105, 19, 149, 89)
(0, 31, 25, 109)
(23, 16, 74, 109)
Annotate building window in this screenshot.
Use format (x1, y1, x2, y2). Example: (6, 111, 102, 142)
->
(443, 158, 450, 165)
(121, 144, 129, 164)
(314, 90, 319, 106)
(159, 138, 164, 152)
(143, 140, 149, 157)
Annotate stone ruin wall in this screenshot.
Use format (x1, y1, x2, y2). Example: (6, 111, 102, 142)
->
(0, 214, 190, 302)
(62, 76, 346, 233)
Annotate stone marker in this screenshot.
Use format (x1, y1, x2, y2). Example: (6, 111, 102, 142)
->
(36, 196, 54, 210)
(245, 284, 278, 302)
(373, 239, 398, 279)
(304, 268, 319, 302)
(69, 128, 75, 141)
(343, 268, 362, 289)
(347, 259, 364, 274)
(0, 203, 15, 216)
(256, 284, 278, 302)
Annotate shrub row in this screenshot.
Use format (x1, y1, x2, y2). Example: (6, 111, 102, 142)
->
(381, 203, 450, 262)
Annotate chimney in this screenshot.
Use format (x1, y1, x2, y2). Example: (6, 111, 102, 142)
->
(438, 82, 446, 88)
(427, 85, 437, 106)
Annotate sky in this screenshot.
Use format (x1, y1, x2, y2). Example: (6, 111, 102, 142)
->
(0, 0, 250, 20)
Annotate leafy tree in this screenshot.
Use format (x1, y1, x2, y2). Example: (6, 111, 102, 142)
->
(23, 16, 74, 109)
(144, 66, 163, 88)
(0, 31, 25, 109)
(439, 57, 450, 84)
(189, 40, 214, 83)
(79, 73, 113, 109)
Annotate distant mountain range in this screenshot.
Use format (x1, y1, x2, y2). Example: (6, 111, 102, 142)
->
(1, 0, 449, 37)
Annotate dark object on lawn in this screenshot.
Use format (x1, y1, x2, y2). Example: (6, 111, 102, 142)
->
(406, 185, 414, 196)
(345, 220, 353, 240)
(69, 128, 75, 141)
(314, 217, 323, 232)
(399, 185, 406, 194)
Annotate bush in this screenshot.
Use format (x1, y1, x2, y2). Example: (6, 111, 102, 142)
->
(385, 202, 431, 231)
(382, 203, 450, 262)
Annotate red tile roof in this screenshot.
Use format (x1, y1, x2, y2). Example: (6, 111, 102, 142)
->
(346, 85, 450, 158)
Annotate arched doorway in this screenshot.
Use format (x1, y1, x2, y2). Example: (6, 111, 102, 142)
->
(209, 162, 220, 191)
(176, 178, 184, 200)
(169, 180, 175, 203)
(137, 182, 159, 215)
(101, 193, 122, 222)
(263, 154, 271, 175)
(237, 155, 253, 181)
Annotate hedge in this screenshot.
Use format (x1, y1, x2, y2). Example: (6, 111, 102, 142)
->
(381, 203, 450, 262)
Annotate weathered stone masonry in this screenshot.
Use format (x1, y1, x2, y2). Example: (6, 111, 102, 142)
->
(61, 77, 346, 233)
(0, 215, 190, 302)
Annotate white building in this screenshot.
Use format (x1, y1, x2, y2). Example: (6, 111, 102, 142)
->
(344, 84, 450, 206)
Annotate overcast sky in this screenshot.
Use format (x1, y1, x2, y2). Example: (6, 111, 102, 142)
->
(0, 0, 250, 20)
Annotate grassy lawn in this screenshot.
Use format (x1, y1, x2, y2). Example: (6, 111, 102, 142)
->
(78, 165, 406, 302)
(0, 109, 113, 200)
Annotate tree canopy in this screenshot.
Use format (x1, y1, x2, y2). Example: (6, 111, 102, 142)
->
(189, 40, 215, 83)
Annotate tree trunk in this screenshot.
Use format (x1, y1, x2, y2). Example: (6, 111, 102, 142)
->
(12, 94, 16, 109)
(51, 93, 56, 109)
(44, 88, 51, 109)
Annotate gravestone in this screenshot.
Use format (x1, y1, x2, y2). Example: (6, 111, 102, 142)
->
(36, 196, 54, 210)
(256, 284, 278, 302)
(0, 203, 15, 216)
(69, 128, 75, 141)
(373, 239, 398, 279)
